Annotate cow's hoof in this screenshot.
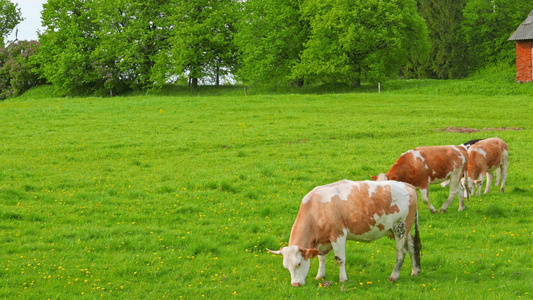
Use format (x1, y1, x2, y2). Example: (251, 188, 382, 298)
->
(439, 209, 447, 213)
(388, 276, 399, 282)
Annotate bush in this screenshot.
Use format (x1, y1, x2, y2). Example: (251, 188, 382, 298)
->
(0, 40, 42, 100)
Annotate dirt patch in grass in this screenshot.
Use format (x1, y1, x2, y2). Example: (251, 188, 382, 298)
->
(436, 127, 523, 134)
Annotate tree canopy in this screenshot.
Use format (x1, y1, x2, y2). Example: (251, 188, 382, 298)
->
(18, 0, 533, 96)
(294, 0, 429, 85)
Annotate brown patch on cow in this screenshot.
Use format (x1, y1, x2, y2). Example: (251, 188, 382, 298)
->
(377, 224, 385, 231)
(436, 127, 522, 134)
(343, 184, 400, 236)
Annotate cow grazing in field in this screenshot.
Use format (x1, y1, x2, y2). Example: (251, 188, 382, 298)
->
(372, 145, 469, 213)
(462, 137, 509, 196)
(267, 180, 421, 287)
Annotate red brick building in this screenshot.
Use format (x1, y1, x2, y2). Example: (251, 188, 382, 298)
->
(509, 11, 533, 83)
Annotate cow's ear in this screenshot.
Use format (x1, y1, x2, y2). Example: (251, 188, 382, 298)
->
(300, 248, 319, 260)
(371, 175, 377, 181)
(474, 180, 483, 186)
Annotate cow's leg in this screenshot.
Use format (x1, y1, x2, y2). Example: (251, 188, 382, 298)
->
(406, 233, 421, 277)
(331, 234, 348, 282)
(495, 168, 501, 187)
(484, 172, 493, 194)
(315, 254, 327, 280)
(420, 188, 437, 213)
(440, 171, 463, 212)
(499, 151, 509, 193)
(476, 173, 486, 196)
(389, 222, 408, 282)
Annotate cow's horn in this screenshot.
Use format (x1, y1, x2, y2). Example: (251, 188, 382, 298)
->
(266, 248, 282, 255)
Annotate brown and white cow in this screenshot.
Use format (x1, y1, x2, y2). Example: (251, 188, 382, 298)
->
(372, 145, 469, 213)
(267, 180, 421, 287)
(461, 137, 509, 196)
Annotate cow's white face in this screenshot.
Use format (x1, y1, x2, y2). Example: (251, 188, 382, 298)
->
(281, 246, 311, 287)
(461, 177, 479, 197)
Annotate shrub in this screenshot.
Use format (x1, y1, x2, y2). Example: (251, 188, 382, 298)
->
(0, 40, 42, 100)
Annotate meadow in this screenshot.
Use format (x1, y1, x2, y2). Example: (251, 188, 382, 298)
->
(0, 75, 532, 298)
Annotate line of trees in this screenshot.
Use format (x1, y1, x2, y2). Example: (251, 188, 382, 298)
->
(1, 0, 533, 97)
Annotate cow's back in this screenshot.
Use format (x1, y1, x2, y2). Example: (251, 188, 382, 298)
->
(388, 145, 467, 186)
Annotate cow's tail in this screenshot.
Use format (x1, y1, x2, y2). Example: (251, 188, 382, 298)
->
(414, 211, 422, 269)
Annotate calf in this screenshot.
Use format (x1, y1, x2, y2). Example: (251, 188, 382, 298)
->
(372, 145, 469, 213)
(462, 137, 509, 196)
(267, 180, 421, 287)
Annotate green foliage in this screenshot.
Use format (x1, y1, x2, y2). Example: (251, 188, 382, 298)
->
(460, 0, 533, 74)
(236, 0, 309, 86)
(37, 0, 104, 96)
(37, 0, 176, 96)
(0, 0, 23, 47)
(0, 41, 41, 100)
(295, 0, 429, 85)
(93, 0, 173, 92)
(0, 84, 532, 298)
(169, 0, 239, 88)
(416, 0, 468, 79)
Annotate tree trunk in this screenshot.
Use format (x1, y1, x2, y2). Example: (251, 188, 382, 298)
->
(191, 77, 198, 89)
(215, 66, 220, 86)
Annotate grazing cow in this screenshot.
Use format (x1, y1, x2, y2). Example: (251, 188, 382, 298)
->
(372, 145, 469, 213)
(462, 137, 509, 196)
(267, 180, 421, 287)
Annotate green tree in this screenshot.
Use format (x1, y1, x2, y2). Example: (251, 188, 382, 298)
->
(460, 0, 533, 74)
(169, 0, 239, 89)
(416, 0, 467, 79)
(93, 0, 173, 92)
(0, 0, 24, 47)
(236, 0, 309, 86)
(294, 0, 429, 86)
(37, 0, 103, 96)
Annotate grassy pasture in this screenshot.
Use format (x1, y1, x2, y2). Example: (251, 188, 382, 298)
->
(0, 84, 532, 298)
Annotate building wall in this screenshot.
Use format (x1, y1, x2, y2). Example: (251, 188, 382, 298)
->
(516, 41, 533, 83)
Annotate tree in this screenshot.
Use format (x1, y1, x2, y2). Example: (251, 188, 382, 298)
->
(38, 0, 176, 95)
(0, 0, 24, 47)
(37, 0, 104, 96)
(460, 0, 533, 74)
(416, 0, 468, 79)
(235, 0, 309, 86)
(294, 0, 429, 86)
(93, 0, 174, 92)
(169, 0, 239, 89)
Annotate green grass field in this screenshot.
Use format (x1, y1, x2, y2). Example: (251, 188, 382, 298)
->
(1, 75, 532, 298)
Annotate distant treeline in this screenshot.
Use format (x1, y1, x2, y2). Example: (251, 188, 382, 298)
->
(2, 0, 533, 97)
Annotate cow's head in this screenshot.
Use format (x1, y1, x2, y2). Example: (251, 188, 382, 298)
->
(460, 177, 481, 197)
(267, 246, 319, 286)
